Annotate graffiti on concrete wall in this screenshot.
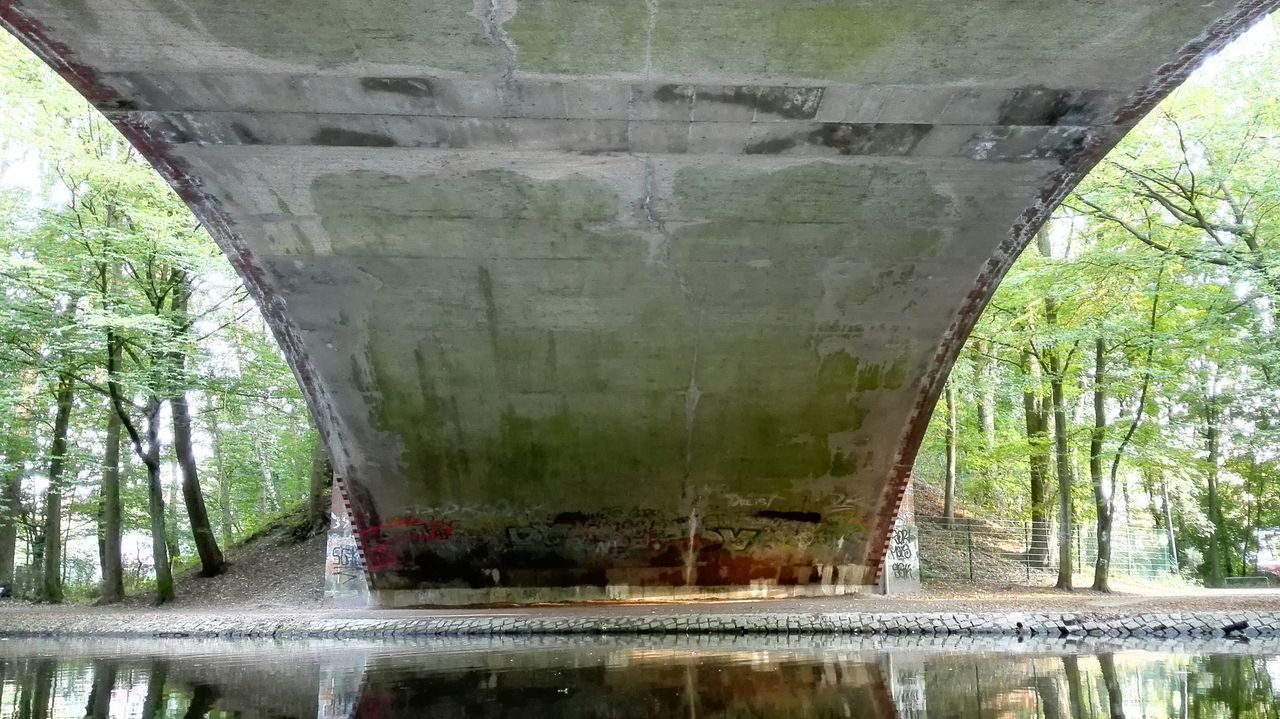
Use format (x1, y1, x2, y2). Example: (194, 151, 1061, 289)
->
(357, 516, 456, 572)
(880, 483, 921, 595)
(325, 526, 370, 601)
(888, 519, 918, 581)
(325, 476, 370, 603)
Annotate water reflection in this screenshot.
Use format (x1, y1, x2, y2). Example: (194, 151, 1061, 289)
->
(0, 636, 1276, 717)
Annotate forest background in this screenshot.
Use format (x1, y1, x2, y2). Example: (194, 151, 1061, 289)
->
(914, 16, 1280, 590)
(0, 31, 323, 604)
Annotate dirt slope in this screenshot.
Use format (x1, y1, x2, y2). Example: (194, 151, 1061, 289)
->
(126, 512, 327, 609)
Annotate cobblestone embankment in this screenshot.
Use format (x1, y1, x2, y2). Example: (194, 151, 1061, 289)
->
(2, 609, 1278, 639)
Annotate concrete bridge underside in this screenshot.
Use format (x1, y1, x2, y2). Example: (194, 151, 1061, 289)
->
(2, 0, 1274, 606)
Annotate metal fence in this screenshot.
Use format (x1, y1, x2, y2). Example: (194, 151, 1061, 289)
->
(916, 517, 1177, 585)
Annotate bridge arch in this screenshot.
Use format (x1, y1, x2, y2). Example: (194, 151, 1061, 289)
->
(2, 0, 1275, 605)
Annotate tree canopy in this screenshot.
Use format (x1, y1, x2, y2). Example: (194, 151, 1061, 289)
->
(915, 17, 1280, 589)
(0, 31, 321, 603)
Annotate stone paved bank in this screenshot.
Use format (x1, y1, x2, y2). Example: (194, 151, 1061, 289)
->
(2, 610, 1279, 639)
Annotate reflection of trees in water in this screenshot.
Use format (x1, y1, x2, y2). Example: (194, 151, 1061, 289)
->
(926, 651, 1280, 719)
(0, 658, 274, 719)
(1097, 654, 1124, 719)
(1189, 655, 1278, 718)
(0, 644, 1275, 718)
(85, 660, 116, 719)
(141, 662, 167, 718)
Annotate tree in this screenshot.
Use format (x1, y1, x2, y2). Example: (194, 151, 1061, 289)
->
(0, 29, 320, 602)
(37, 369, 73, 602)
(913, 19, 1280, 592)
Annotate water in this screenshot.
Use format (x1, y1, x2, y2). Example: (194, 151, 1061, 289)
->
(1, 636, 1277, 717)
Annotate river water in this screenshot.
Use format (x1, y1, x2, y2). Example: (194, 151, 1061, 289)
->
(0, 636, 1276, 717)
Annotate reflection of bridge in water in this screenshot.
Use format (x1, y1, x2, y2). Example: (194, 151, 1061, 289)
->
(2, 0, 1277, 605)
(0, 636, 1276, 718)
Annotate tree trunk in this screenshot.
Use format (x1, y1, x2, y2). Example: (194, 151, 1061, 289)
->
(183, 684, 220, 719)
(974, 340, 997, 448)
(99, 399, 124, 603)
(105, 326, 174, 604)
(1205, 381, 1224, 587)
(171, 390, 225, 577)
(165, 473, 180, 564)
(308, 436, 332, 534)
(1047, 298, 1073, 590)
(944, 380, 957, 523)
(1062, 655, 1085, 719)
(0, 443, 24, 591)
(38, 373, 74, 603)
(85, 661, 117, 719)
(1033, 671, 1065, 719)
(1023, 350, 1051, 566)
(167, 283, 225, 577)
(141, 662, 167, 719)
(1250, 454, 1264, 575)
(143, 398, 174, 604)
(209, 415, 234, 547)
(253, 435, 279, 516)
(1090, 337, 1112, 592)
(29, 659, 54, 719)
(1155, 479, 1177, 575)
(1098, 653, 1124, 719)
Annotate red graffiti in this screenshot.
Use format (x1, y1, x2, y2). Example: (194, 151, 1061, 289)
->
(360, 517, 454, 543)
(363, 542, 401, 572)
(356, 516, 455, 573)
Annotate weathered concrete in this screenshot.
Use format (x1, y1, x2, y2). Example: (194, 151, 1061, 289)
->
(1, 0, 1275, 605)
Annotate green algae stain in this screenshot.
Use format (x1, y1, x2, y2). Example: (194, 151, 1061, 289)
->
(652, 1, 925, 79)
(881, 357, 907, 391)
(675, 162, 947, 227)
(500, 0, 1177, 84)
(505, 0, 925, 78)
(353, 344, 473, 498)
(504, 0, 648, 74)
(153, 0, 502, 71)
(673, 163, 947, 269)
(324, 163, 925, 506)
(311, 169, 623, 259)
(828, 450, 855, 477)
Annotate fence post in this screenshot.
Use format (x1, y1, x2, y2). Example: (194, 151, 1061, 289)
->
(1024, 520, 1031, 584)
(1075, 526, 1083, 571)
(967, 523, 974, 581)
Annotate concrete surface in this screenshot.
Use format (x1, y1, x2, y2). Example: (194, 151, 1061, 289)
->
(0, 0, 1276, 605)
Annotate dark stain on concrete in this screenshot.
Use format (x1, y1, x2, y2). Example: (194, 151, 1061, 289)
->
(998, 87, 1099, 126)
(744, 124, 930, 155)
(95, 98, 138, 111)
(553, 511, 591, 525)
(652, 84, 691, 104)
(361, 77, 438, 98)
(229, 122, 263, 145)
(755, 510, 822, 524)
(656, 84, 824, 120)
(808, 123, 930, 155)
(753, 87, 824, 119)
(145, 115, 194, 144)
(743, 136, 799, 155)
(311, 127, 396, 147)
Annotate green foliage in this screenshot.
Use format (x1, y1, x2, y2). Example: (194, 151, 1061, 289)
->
(0, 31, 316, 601)
(917, 16, 1280, 586)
